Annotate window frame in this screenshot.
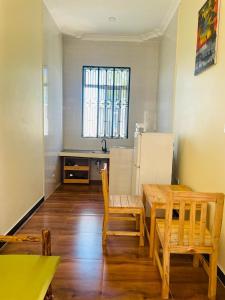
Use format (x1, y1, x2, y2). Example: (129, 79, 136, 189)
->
(81, 65, 131, 139)
(43, 66, 49, 136)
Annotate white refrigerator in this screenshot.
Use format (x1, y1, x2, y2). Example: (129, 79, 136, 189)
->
(132, 132, 173, 195)
(109, 147, 134, 195)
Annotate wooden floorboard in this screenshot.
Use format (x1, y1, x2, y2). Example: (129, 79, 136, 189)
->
(1, 183, 225, 299)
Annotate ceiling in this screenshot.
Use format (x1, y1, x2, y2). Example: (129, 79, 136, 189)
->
(44, 0, 180, 42)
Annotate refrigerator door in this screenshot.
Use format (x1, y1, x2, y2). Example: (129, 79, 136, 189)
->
(139, 133, 173, 186)
(133, 132, 142, 168)
(131, 165, 140, 195)
(109, 147, 133, 194)
(132, 132, 142, 195)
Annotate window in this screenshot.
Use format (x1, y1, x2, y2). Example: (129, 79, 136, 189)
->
(82, 66, 130, 138)
(42, 66, 49, 136)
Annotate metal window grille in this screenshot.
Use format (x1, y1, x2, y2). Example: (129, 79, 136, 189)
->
(43, 66, 49, 136)
(82, 66, 130, 138)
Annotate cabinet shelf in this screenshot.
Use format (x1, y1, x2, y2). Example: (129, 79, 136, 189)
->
(64, 166, 90, 171)
(64, 179, 89, 184)
(62, 157, 90, 184)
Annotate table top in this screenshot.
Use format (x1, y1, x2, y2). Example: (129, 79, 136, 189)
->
(59, 150, 110, 159)
(0, 255, 60, 300)
(143, 184, 192, 208)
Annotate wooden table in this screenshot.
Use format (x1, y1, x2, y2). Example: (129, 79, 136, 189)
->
(0, 255, 60, 300)
(142, 184, 192, 258)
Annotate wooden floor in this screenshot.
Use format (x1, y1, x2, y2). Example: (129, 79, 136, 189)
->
(2, 183, 225, 299)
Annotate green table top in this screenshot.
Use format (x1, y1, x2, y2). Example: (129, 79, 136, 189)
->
(0, 255, 60, 300)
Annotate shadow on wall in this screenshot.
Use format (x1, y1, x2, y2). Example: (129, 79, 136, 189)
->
(172, 135, 183, 185)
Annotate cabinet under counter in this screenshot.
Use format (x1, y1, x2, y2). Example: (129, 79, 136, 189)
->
(63, 157, 90, 184)
(60, 150, 110, 184)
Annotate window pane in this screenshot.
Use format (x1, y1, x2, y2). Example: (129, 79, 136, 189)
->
(113, 69, 122, 137)
(83, 67, 98, 137)
(120, 68, 130, 138)
(98, 69, 107, 137)
(82, 66, 130, 139)
(105, 69, 114, 138)
(43, 66, 49, 136)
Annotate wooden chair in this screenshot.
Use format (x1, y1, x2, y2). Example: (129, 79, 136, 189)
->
(153, 191, 224, 299)
(101, 164, 145, 246)
(0, 229, 60, 300)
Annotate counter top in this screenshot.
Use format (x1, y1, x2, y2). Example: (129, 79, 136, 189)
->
(59, 150, 110, 159)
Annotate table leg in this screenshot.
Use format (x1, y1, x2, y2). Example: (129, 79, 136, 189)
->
(142, 190, 146, 208)
(142, 191, 148, 239)
(149, 206, 156, 258)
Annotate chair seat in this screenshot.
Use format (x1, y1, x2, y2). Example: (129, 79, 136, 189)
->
(0, 255, 60, 300)
(109, 194, 143, 208)
(156, 219, 212, 248)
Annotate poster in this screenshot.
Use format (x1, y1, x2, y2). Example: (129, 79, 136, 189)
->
(195, 0, 220, 75)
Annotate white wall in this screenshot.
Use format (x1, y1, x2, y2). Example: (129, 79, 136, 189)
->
(0, 0, 44, 234)
(157, 11, 178, 132)
(173, 0, 225, 272)
(63, 36, 159, 150)
(43, 5, 63, 198)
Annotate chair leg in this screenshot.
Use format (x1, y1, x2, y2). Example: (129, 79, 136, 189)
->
(102, 214, 108, 246)
(102, 215, 105, 233)
(149, 208, 156, 258)
(136, 214, 139, 230)
(139, 212, 144, 247)
(208, 251, 218, 300)
(162, 249, 170, 299)
(153, 231, 159, 266)
(193, 254, 200, 267)
(44, 284, 53, 300)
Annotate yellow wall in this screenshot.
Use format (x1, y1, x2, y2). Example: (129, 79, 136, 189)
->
(0, 0, 44, 233)
(157, 10, 178, 132)
(43, 4, 63, 198)
(174, 0, 225, 272)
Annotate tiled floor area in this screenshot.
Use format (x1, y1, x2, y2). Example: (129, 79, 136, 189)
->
(2, 183, 225, 299)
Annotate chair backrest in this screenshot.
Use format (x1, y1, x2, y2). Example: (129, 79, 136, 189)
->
(101, 163, 109, 213)
(0, 229, 51, 256)
(164, 191, 224, 252)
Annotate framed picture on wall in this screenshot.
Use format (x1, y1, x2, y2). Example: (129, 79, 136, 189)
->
(194, 0, 220, 75)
